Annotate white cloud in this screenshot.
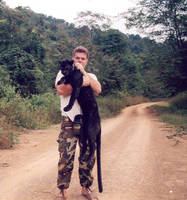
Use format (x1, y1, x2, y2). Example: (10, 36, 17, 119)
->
(4, 0, 140, 35)
(4, 0, 137, 22)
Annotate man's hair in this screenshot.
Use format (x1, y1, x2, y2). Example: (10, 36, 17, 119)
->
(73, 46, 89, 58)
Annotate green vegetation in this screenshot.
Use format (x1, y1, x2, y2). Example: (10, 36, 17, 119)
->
(97, 94, 149, 119)
(0, 90, 61, 129)
(150, 92, 187, 139)
(125, 0, 187, 95)
(0, 89, 62, 148)
(0, 0, 186, 148)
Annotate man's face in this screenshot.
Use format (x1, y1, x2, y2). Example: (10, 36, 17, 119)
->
(72, 52, 88, 68)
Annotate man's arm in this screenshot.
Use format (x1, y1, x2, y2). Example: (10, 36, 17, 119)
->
(56, 76, 101, 96)
(55, 83, 72, 96)
(83, 74, 102, 95)
(74, 63, 102, 95)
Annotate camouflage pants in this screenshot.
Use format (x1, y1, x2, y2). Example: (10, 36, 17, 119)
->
(57, 117, 95, 190)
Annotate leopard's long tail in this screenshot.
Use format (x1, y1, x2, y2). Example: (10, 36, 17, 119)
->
(96, 131, 103, 193)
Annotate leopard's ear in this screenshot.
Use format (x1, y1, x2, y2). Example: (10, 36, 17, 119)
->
(59, 60, 69, 67)
(58, 61, 63, 67)
(70, 60, 74, 65)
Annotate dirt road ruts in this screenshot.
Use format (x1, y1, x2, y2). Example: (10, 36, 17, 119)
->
(0, 102, 187, 200)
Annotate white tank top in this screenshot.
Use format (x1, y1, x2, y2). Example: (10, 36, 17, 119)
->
(55, 71, 97, 121)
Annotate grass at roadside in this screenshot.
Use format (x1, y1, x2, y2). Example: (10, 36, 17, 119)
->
(97, 94, 149, 119)
(0, 91, 61, 149)
(0, 91, 149, 149)
(149, 92, 187, 139)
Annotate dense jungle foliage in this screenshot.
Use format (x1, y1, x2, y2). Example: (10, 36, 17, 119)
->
(1, 1, 186, 99)
(0, 0, 186, 147)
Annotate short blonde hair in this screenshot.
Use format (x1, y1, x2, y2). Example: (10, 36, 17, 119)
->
(73, 46, 89, 58)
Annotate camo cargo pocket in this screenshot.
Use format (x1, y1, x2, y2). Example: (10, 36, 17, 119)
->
(73, 123, 81, 136)
(57, 119, 73, 153)
(57, 137, 66, 153)
(72, 114, 83, 136)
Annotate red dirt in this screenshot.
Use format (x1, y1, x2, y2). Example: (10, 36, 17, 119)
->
(0, 102, 187, 200)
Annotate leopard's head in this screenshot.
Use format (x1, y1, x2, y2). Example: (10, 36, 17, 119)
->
(59, 60, 74, 76)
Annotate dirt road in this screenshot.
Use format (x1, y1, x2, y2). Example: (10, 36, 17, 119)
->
(0, 102, 187, 200)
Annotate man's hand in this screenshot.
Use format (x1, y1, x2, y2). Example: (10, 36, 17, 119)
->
(55, 83, 72, 96)
(74, 63, 86, 75)
(74, 62, 101, 93)
(82, 74, 90, 86)
(74, 62, 90, 86)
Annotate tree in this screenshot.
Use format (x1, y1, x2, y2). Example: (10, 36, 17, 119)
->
(96, 54, 127, 95)
(0, 47, 45, 96)
(74, 11, 112, 31)
(0, 0, 5, 7)
(124, 0, 187, 95)
(93, 29, 128, 58)
(23, 32, 46, 61)
(125, 0, 186, 48)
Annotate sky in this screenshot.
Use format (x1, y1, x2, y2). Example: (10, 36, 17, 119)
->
(4, 0, 139, 34)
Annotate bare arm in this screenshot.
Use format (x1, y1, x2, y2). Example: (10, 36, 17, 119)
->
(83, 73, 102, 95)
(56, 62, 102, 96)
(75, 63, 102, 95)
(56, 75, 101, 96)
(55, 83, 72, 96)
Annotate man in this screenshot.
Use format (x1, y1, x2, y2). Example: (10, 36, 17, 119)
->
(55, 46, 101, 200)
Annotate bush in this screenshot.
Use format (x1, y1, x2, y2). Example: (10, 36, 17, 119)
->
(0, 115, 19, 149)
(97, 95, 126, 118)
(0, 90, 61, 148)
(97, 93, 149, 119)
(29, 92, 61, 125)
(0, 91, 61, 129)
(149, 93, 187, 135)
(125, 95, 149, 106)
(169, 92, 187, 110)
